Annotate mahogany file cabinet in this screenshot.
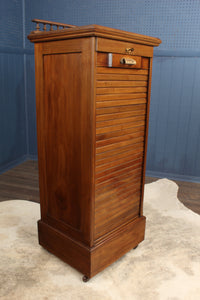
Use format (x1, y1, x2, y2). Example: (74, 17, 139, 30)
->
(28, 19, 161, 281)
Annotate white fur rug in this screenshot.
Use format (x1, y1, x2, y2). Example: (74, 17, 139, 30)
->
(0, 179, 200, 300)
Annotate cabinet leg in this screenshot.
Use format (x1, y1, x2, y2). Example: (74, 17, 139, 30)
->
(82, 275, 90, 282)
(133, 245, 138, 250)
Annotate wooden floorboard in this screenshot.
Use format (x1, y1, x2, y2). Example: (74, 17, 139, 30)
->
(0, 160, 39, 203)
(0, 160, 199, 215)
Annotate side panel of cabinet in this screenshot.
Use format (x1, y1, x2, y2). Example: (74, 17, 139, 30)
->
(34, 38, 95, 246)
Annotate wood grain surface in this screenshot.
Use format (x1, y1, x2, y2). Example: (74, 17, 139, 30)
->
(26, 26, 162, 279)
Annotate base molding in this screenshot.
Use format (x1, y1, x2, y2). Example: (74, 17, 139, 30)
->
(91, 216, 146, 277)
(38, 220, 91, 276)
(38, 216, 146, 279)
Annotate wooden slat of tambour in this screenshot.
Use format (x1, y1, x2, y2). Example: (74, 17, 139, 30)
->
(97, 93, 146, 101)
(95, 159, 143, 183)
(96, 115, 145, 128)
(94, 207, 139, 238)
(96, 109, 146, 122)
(95, 198, 140, 221)
(97, 67, 148, 75)
(96, 165, 143, 188)
(96, 148, 144, 176)
(96, 156, 143, 178)
(95, 196, 140, 226)
(95, 197, 140, 229)
(95, 189, 140, 215)
(97, 155, 142, 179)
(96, 104, 146, 115)
(96, 165, 142, 189)
(96, 152, 143, 176)
(94, 208, 139, 236)
(96, 155, 143, 179)
(97, 125, 145, 141)
(96, 129, 144, 148)
(95, 186, 141, 213)
(96, 148, 143, 173)
(96, 119, 145, 134)
(96, 136, 144, 154)
(96, 80, 148, 88)
(96, 99, 147, 109)
(96, 135, 144, 155)
(94, 203, 140, 236)
(96, 158, 143, 184)
(94, 213, 138, 238)
(97, 114, 145, 126)
(96, 87, 147, 95)
(95, 169, 142, 197)
(94, 206, 139, 237)
(96, 186, 141, 209)
(96, 74, 148, 81)
(95, 193, 140, 220)
(96, 176, 141, 201)
(96, 129, 143, 144)
(96, 142, 143, 163)
(95, 177, 141, 202)
(96, 94, 147, 102)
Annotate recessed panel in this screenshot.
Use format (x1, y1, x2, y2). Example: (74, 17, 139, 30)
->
(43, 53, 82, 230)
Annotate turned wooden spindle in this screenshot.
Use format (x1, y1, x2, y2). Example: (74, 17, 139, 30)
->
(31, 19, 77, 34)
(36, 22, 40, 32)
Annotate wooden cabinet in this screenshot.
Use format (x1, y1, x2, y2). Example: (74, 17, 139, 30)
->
(28, 20, 161, 281)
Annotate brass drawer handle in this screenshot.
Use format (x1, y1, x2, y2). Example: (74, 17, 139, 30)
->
(125, 48, 134, 54)
(120, 57, 136, 65)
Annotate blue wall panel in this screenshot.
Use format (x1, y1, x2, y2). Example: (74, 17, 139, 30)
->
(182, 59, 200, 177)
(25, 54, 37, 156)
(0, 53, 26, 169)
(147, 56, 200, 180)
(161, 58, 185, 173)
(0, 0, 24, 48)
(25, 0, 200, 49)
(0, 0, 28, 172)
(1, 0, 200, 180)
(173, 58, 196, 175)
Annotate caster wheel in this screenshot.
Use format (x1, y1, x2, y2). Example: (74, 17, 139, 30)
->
(133, 245, 138, 250)
(82, 275, 90, 282)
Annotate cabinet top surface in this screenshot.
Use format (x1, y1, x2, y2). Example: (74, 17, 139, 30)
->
(28, 21, 161, 47)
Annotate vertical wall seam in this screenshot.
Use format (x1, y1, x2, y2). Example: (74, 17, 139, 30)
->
(162, 57, 173, 172)
(153, 57, 162, 167)
(172, 57, 185, 171)
(22, 0, 29, 155)
(22, 0, 25, 49)
(183, 60, 197, 174)
(194, 60, 200, 175)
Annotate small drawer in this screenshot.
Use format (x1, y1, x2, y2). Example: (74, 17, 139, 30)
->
(97, 52, 141, 69)
(96, 37, 153, 57)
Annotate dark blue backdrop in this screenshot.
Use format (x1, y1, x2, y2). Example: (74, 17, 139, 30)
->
(1, 0, 200, 181)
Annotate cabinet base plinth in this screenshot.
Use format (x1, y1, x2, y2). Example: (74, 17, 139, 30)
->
(38, 216, 146, 279)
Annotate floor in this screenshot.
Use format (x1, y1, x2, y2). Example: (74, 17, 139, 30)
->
(0, 160, 199, 215)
